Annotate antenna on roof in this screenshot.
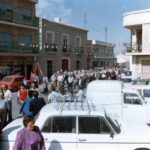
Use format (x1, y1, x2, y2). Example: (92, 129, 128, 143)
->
(84, 12, 87, 28)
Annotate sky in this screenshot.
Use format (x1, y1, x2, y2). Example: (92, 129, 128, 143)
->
(36, 0, 150, 53)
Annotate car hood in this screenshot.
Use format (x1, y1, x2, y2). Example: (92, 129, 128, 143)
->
(118, 119, 150, 143)
(2, 118, 23, 141)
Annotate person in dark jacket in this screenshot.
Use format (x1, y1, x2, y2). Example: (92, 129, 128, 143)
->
(29, 91, 46, 117)
(20, 90, 33, 117)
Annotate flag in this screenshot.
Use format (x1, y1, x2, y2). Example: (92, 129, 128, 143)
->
(35, 63, 43, 76)
(35, 63, 40, 76)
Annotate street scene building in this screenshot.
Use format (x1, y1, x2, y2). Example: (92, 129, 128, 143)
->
(38, 18, 88, 78)
(88, 40, 116, 68)
(123, 9, 150, 78)
(0, 0, 39, 79)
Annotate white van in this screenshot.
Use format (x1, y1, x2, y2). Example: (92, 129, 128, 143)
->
(86, 80, 150, 124)
(1, 101, 150, 150)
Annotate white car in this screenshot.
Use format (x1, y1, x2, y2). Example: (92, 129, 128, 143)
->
(1, 101, 150, 150)
(86, 80, 150, 124)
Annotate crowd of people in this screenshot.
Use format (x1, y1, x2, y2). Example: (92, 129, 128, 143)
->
(48, 66, 125, 92)
(0, 66, 127, 148)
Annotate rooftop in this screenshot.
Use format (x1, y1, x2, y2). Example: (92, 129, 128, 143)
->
(42, 18, 88, 32)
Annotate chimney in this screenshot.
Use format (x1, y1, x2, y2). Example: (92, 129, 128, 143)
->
(54, 17, 61, 23)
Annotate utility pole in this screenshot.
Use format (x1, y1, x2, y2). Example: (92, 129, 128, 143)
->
(105, 27, 107, 43)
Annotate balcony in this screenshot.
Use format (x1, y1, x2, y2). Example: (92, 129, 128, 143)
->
(93, 53, 115, 59)
(74, 47, 84, 55)
(61, 45, 72, 53)
(0, 10, 39, 27)
(124, 42, 142, 53)
(0, 41, 39, 53)
(44, 43, 57, 52)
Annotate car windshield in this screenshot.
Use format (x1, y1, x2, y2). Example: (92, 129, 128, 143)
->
(1, 77, 12, 82)
(105, 114, 121, 134)
(124, 71, 132, 76)
(132, 79, 150, 85)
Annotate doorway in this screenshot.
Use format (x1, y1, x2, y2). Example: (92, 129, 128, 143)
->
(61, 59, 68, 71)
(47, 60, 53, 79)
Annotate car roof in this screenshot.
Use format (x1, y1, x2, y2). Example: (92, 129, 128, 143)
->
(39, 102, 106, 117)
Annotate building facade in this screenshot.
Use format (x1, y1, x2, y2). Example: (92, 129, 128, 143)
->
(87, 40, 116, 68)
(38, 18, 88, 78)
(0, 0, 39, 79)
(123, 9, 150, 78)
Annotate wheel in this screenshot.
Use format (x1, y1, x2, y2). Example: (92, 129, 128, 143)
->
(135, 148, 150, 150)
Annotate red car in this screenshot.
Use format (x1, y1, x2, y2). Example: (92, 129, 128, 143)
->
(0, 74, 24, 91)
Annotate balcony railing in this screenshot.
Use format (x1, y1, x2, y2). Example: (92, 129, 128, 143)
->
(124, 42, 142, 53)
(0, 41, 39, 53)
(93, 54, 115, 58)
(61, 45, 72, 53)
(74, 47, 84, 54)
(0, 10, 39, 27)
(44, 43, 57, 52)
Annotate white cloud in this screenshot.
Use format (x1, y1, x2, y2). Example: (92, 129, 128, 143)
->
(37, 0, 72, 23)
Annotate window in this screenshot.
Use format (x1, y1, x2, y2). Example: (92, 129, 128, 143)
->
(17, 7, 32, 24)
(76, 61, 80, 70)
(17, 35, 32, 47)
(17, 7, 31, 16)
(46, 31, 54, 43)
(2, 77, 12, 82)
(124, 93, 142, 105)
(42, 117, 76, 133)
(14, 77, 24, 82)
(0, 32, 13, 50)
(62, 34, 69, 45)
(105, 115, 120, 134)
(0, 2, 12, 11)
(143, 89, 150, 98)
(75, 36, 81, 47)
(79, 117, 111, 134)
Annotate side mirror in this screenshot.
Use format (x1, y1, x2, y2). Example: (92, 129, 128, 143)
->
(110, 132, 114, 138)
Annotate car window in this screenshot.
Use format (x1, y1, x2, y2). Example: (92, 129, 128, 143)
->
(1, 77, 12, 82)
(143, 89, 150, 98)
(79, 117, 111, 134)
(14, 77, 23, 82)
(42, 116, 76, 133)
(124, 71, 132, 76)
(124, 93, 142, 105)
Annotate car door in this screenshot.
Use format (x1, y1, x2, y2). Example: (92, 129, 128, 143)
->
(41, 116, 77, 150)
(123, 92, 147, 122)
(143, 89, 150, 122)
(77, 116, 118, 150)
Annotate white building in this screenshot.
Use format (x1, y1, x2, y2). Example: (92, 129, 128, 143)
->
(88, 40, 116, 68)
(123, 9, 150, 78)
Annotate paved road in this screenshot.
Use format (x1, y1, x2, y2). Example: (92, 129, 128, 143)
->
(12, 91, 49, 119)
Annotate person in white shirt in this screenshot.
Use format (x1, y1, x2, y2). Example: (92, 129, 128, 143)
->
(57, 72, 64, 88)
(50, 73, 57, 87)
(2, 84, 12, 123)
(67, 75, 74, 91)
(48, 85, 62, 103)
